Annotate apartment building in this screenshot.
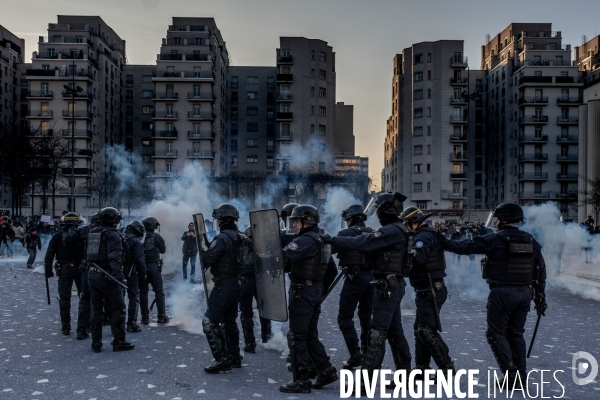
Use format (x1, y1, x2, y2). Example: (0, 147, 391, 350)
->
(0, 25, 25, 127)
(334, 102, 354, 155)
(482, 23, 581, 219)
(228, 66, 277, 172)
(26, 15, 126, 214)
(275, 38, 336, 172)
(385, 41, 484, 216)
(150, 17, 229, 195)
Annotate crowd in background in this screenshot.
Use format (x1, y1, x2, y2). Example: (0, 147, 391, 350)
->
(580, 215, 600, 235)
(0, 212, 62, 259)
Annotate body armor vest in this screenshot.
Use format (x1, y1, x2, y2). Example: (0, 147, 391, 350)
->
(240, 237, 255, 276)
(123, 233, 137, 274)
(486, 229, 535, 284)
(86, 227, 119, 271)
(373, 221, 412, 276)
(143, 231, 160, 262)
(338, 226, 374, 269)
(410, 226, 446, 279)
(211, 230, 243, 277)
(56, 230, 84, 265)
(290, 230, 331, 282)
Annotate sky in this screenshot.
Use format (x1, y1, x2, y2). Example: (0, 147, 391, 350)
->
(4, 0, 600, 188)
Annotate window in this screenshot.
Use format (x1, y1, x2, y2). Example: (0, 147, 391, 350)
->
(319, 87, 326, 97)
(282, 49, 290, 56)
(310, 105, 315, 114)
(427, 145, 431, 155)
(266, 139, 275, 152)
(427, 89, 431, 98)
(415, 54, 423, 63)
(413, 127, 423, 137)
(310, 124, 315, 133)
(426, 107, 431, 117)
(47, 48, 55, 58)
(414, 71, 423, 81)
(231, 122, 238, 136)
(427, 53, 431, 62)
(166, 162, 173, 173)
(246, 155, 258, 164)
(247, 107, 258, 116)
(414, 108, 423, 118)
(414, 145, 423, 155)
(142, 106, 153, 114)
(266, 156, 274, 168)
(247, 123, 258, 132)
(414, 164, 422, 173)
(267, 77, 275, 88)
(319, 52, 326, 61)
(414, 182, 423, 192)
(247, 76, 259, 84)
(427, 163, 431, 173)
(417, 201, 427, 210)
(319, 106, 326, 116)
(319, 124, 326, 135)
(427, 71, 431, 80)
(246, 138, 258, 147)
(310, 87, 315, 96)
(414, 89, 423, 99)
(142, 90, 153, 99)
(427, 126, 431, 136)
(319, 69, 326, 79)
(231, 76, 238, 88)
(319, 162, 326, 171)
(231, 156, 238, 167)
(195, 37, 203, 45)
(247, 92, 258, 100)
(174, 37, 181, 45)
(311, 51, 315, 59)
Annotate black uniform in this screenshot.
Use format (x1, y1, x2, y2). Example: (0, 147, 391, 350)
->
(409, 225, 453, 372)
(333, 222, 374, 364)
(44, 227, 85, 334)
(65, 224, 93, 335)
(283, 226, 335, 381)
(201, 222, 244, 369)
(329, 218, 412, 375)
(140, 231, 167, 321)
(443, 225, 546, 377)
(86, 226, 128, 350)
(123, 232, 146, 327)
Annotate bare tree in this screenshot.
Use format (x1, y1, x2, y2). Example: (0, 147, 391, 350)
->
(89, 169, 116, 209)
(579, 175, 600, 223)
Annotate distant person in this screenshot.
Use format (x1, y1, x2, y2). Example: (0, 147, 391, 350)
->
(181, 222, 198, 282)
(0, 219, 15, 258)
(24, 227, 42, 268)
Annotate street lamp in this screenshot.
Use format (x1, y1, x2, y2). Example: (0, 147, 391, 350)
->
(63, 60, 83, 212)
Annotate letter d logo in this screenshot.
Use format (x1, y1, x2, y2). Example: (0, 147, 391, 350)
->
(572, 351, 598, 385)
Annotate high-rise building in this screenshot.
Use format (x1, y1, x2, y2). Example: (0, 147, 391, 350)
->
(0, 25, 25, 127)
(482, 23, 581, 219)
(26, 16, 126, 213)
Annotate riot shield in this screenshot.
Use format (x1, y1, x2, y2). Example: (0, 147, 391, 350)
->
(250, 209, 288, 322)
(192, 213, 214, 302)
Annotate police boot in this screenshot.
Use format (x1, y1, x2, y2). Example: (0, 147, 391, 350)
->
(279, 367, 312, 394)
(112, 338, 135, 352)
(230, 354, 243, 368)
(204, 357, 231, 374)
(203, 317, 231, 374)
(240, 315, 256, 353)
(76, 327, 89, 340)
(157, 314, 170, 324)
(343, 346, 363, 369)
(388, 336, 412, 372)
(91, 333, 102, 353)
(126, 321, 142, 333)
(313, 365, 339, 389)
(141, 313, 149, 325)
(260, 318, 273, 343)
(61, 325, 71, 336)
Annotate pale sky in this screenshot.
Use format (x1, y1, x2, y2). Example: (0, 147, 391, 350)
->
(5, 0, 600, 187)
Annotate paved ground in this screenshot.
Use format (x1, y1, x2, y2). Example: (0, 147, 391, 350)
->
(1, 254, 599, 399)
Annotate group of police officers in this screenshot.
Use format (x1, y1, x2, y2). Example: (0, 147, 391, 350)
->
(42, 191, 547, 395)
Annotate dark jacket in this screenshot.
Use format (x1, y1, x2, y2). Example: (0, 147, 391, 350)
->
(1, 225, 15, 243)
(25, 233, 42, 250)
(181, 230, 198, 254)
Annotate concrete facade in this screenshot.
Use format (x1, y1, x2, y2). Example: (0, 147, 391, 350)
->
(0, 25, 25, 127)
(334, 102, 354, 155)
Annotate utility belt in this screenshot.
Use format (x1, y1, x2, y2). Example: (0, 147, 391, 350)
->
(341, 264, 368, 278)
(370, 273, 404, 299)
(211, 274, 241, 287)
(415, 280, 446, 297)
(489, 283, 531, 290)
(290, 278, 314, 295)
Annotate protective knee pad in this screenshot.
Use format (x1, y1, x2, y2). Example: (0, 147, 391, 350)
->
(417, 324, 452, 369)
(363, 329, 387, 371)
(486, 327, 516, 372)
(389, 335, 412, 370)
(287, 330, 296, 348)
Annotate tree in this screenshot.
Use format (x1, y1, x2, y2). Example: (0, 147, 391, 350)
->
(89, 169, 116, 209)
(579, 176, 600, 223)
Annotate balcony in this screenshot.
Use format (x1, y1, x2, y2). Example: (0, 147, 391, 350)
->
(57, 187, 92, 195)
(61, 90, 93, 101)
(187, 130, 215, 140)
(450, 173, 468, 180)
(60, 129, 93, 138)
(518, 172, 548, 181)
(450, 95, 467, 105)
(187, 111, 214, 120)
(518, 153, 548, 162)
(153, 111, 178, 120)
(557, 134, 578, 144)
(519, 76, 552, 85)
(557, 97, 583, 105)
(277, 112, 293, 121)
(556, 116, 578, 125)
(450, 78, 467, 86)
(152, 169, 178, 178)
(26, 110, 53, 119)
(277, 74, 293, 83)
(450, 115, 467, 124)
(556, 173, 578, 181)
(519, 191, 552, 199)
(277, 93, 293, 102)
(183, 71, 215, 80)
(187, 92, 215, 101)
(152, 130, 178, 139)
(555, 76, 575, 84)
(156, 70, 182, 78)
(159, 53, 183, 60)
(62, 110, 93, 119)
(77, 149, 94, 157)
(441, 190, 466, 199)
(61, 168, 91, 176)
(187, 150, 215, 159)
(556, 153, 578, 162)
(449, 133, 468, 142)
(26, 90, 53, 99)
(277, 131, 293, 141)
(277, 55, 293, 64)
(152, 150, 178, 158)
(518, 116, 548, 125)
(153, 92, 179, 101)
(183, 53, 210, 61)
(450, 152, 468, 161)
(517, 96, 548, 106)
(518, 134, 548, 144)
(26, 69, 56, 77)
(450, 56, 468, 68)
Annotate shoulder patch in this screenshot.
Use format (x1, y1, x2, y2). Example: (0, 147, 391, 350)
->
(210, 240, 217, 248)
(287, 242, 299, 250)
(374, 231, 382, 238)
(414, 241, 424, 248)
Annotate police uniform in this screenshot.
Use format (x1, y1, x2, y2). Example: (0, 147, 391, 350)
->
(123, 231, 146, 331)
(201, 221, 244, 372)
(329, 218, 412, 375)
(44, 226, 85, 335)
(443, 225, 546, 379)
(333, 221, 374, 368)
(140, 230, 167, 323)
(409, 224, 453, 372)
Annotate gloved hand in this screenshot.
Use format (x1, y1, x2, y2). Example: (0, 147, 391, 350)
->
(320, 234, 333, 244)
(534, 294, 547, 316)
(45, 268, 54, 278)
(113, 273, 125, 284)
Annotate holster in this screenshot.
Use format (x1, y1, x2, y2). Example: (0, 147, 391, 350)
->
(158, 258, 164, 273)
(54, 262, 61, 276)
(481, 257, 488, 279)
(370, 279, 390, 299)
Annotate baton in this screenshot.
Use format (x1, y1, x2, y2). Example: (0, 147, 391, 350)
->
(89, 263, 128, 290)
(45, 274, 51, 305)
(527, 313, 542, 358)
(316, 267, 348, 307)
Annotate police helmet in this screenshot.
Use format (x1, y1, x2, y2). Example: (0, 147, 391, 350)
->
(90, 211, 100, 226)
(280, 203, 299, 220)
(400, 206, 431, 226)
(98, 207, 122, 226)
(289, 205, 320, 225)
(142, 216, 160, 231)
(364, 192, 407, 217)
(341, 204, 366, 221)
(212, 203, 239, 221)
(493, 202, 524, 223)
(126, 221, 145, 238)
(63, 212, 82, 226)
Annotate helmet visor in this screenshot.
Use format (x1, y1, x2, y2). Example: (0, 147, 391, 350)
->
(364, 197, 379, 216)
(341, 217, 347, 229)
(141, 232, 146, 244)
(484, 211, 496, 229)
(286, 217, 300, 235)
(213, 219, 220, 232)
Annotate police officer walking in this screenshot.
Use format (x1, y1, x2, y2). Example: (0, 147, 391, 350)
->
(86, 207, 134, 353)
(44, 212, 85, 336)
(322, 192, 412, 389)
(140, 217, 169, 324)
(280, 205, 338, 394)
(122, 221, 147, 333)
(201, 203, 244, 373)
(333, 204, 374, 370)
(399, 206, 454, 377)
(442, 202, 547, 388)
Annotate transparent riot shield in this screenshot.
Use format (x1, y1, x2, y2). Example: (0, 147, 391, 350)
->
(250, 209, 288, 322)
(193, 213, 213, 303)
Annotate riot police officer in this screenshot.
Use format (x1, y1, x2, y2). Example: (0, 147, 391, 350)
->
(44, 212, 85, 336)
(201, 203, 244, 373)
(399, 206, 454, 377)
(140, 216, 169, 324)
(280, 203, 299, 247)
(280, 205, 338, 394)
(442, 202, 547, 389)
(239, 225, 272, 353)
(86, 207, 134, 353)
(334, 204, 374, 370)
(123, 221, 147, 333)
(322, 192, 412, 388)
